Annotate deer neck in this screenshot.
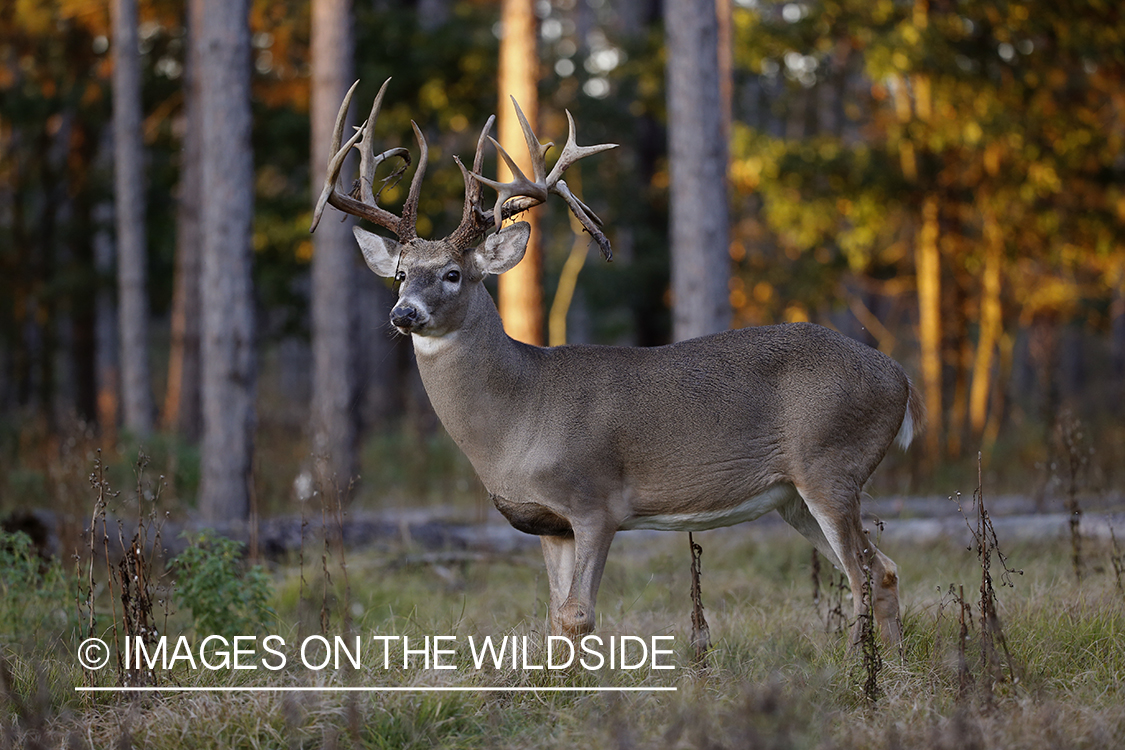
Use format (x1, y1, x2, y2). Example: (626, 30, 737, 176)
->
(409, 282, 531, 472)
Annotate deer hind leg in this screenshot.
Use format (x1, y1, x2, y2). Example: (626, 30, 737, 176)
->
(781, 489, 902, 649)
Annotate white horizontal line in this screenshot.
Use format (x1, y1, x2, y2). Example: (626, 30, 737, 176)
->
(75, 686, 676, 693)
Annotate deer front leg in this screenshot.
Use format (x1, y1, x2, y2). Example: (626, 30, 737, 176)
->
(548, 522, 616, 638)
(540, 535, 575, 634)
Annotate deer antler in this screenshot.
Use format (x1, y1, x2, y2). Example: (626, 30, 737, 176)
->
(310, 78, 427, 241)
(461, 98, 617, 260)
(311, 82, 617, 260)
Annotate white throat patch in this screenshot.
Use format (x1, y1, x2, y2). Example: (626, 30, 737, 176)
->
(412, 331, 459, 356)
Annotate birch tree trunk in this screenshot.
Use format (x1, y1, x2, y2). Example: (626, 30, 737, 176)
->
(310, 0, 358, 485)
(497, 0, 543, 345)
(112, 0, 153, 435)
(665, 0, 731, 341)
(198, 0, 256, 523)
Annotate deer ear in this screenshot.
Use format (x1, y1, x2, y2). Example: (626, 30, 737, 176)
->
(474, 222, 530, 276)
(353, 226, 402, 277)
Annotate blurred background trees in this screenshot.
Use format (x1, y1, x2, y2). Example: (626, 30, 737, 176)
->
(0, 0, 1122, 523)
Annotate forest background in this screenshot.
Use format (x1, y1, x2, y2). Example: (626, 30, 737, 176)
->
(2, 0, 1124, 533)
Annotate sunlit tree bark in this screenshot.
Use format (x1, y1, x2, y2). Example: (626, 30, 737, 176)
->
(916, 194, 942, 462)
(310, 0, 358, 485)
(497, 0, 543, 345)
(111, 0, 153, 436)
(969, 211, 1003, 438)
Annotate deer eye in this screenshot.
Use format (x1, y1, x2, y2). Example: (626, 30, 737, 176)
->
(394, 270, 406, 283)
(444, 269, 461, 283)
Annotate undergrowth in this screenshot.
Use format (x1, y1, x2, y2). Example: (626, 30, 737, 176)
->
(1, 443, 1124, 747)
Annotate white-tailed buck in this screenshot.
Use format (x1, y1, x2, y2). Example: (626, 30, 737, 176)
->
(312, 80, 922, 646)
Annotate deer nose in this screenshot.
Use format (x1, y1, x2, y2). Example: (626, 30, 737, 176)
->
(390, 304, 419, 330)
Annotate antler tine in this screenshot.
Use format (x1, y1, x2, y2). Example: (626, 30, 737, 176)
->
(311, 77, 425, 240)
(552, 178, 613, 260)
(511, 96, 551, 184)
(311, 80, 365, 232)
(397, 121, 428, 241)
(445, 101, 616, 257)
(447, 115, 496, 248)
(358, 78, 395, 205)
(546, 110, 618, 187)
(473, 136, 548, 229)
(464, 115, 494, 215)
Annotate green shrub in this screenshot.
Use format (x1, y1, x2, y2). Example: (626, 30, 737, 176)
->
(173, 531, 273, 639)
(0, 529, 74, 652)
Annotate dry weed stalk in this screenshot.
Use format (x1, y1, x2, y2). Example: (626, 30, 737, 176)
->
(79, 452, 115, 687)
(810, 545, 821, 606)
(115, 452, 170, 686)
(1055, 411, 1088, 582)
(855, 518, 888, 703)
(298, 460, 357, 638)
(856, 566, 883, 704)
(951, 453, 1022, 703)
(823, 563, 849, 636)
(938, 583, 976, 700)
(1110, 526, 1124, 596)
(319, 490, 334, 635)
(331, 477, 355, 636)
(79, 450, 170, 688)
(688, 532, 711, 667)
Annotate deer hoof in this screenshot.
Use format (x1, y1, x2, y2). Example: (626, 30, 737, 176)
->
(556, 599, 594, 638)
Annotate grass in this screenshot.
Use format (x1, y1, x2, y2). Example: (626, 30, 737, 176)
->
(3, 515, 1125, 748)
(1, 405, 1124, 747)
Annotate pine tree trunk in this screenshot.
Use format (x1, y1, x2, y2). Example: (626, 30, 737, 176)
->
(665, 0, 731, 341)
(198, 0, 256, 523)
(497, 0, 543, 345)
(969, 212, 1003, 437)
(93, 132, 119, 443)
(916, 194, 942, 462)
(1110, 252, 1125, 416)
(163, 0, 203, 441)
(112, 0, 154, 435)
(310, 0, 358, 485)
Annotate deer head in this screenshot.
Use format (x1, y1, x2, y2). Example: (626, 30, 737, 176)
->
(310, 79, 616, 336)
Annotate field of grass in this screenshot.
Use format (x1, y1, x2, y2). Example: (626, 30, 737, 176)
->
(3, 490, 1125, 749)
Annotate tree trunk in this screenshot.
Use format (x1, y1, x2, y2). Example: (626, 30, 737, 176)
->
(310, 0, 358, 486)
(497, 0, 543, 346)
(92, 132, 119, 443)
(163, 0, 204, 441)
(356, 271, 398, 431)
(112, 0, 154, 436)
(969, 212, 1003, 437)
(198, 0, 256, 523)
(916, 194, 942, 462)
(665, 0, 731, 341)
(1110, 251, 1125, 417)
(715, 0, 732, 145)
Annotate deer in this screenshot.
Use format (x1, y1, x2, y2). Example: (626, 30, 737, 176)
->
(311, 79, 922, 649)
